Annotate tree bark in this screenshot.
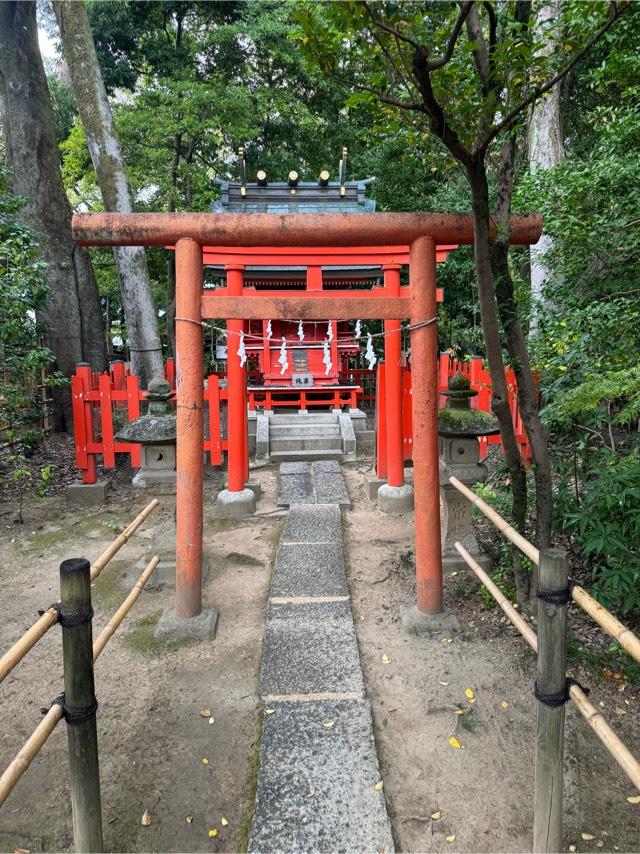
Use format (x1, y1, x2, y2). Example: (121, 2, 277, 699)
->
(0, 1, 106, 431)
(493, 137, 553, 578)
(53, 0, 163, 388)
(527, 0, 565, 337)
(467, 158, 531, 605)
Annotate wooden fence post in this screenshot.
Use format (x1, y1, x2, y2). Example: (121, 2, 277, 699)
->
(60, 558, 104, 853)
(533, 547, 569, 853)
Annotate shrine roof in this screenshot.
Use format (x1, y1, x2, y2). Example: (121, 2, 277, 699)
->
(212, 178, 376, 214)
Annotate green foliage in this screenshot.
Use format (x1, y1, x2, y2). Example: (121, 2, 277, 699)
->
(560, 451, 640, 614)
(0, 174, 61, 516)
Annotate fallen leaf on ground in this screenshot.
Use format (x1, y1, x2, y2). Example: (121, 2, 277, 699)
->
(581, 833, 595, 841)
(626, 795, 640, 804)
(500, 701, 509, 709)
(614, 708, 626, 716)
(322, 720, 335, 729)
(208, 717, 215, 725)
(186, 816, 193, 824)
(208, 828, 218, 838)
(387, 707, 398, 713)
(446, 835, 456, 843)
(569, 846, 576, 852)
(382, 654, 391, 664)
(374, 780, 384, 791)
(448, 736, 462, 749)
(439, 681, 449, 686)
(201, 758, 209, 765)
(265, 709, 275, 715)
(430, 811, 441, 820)
(453, 710, 465, 716)
(141, 810, 152, 827)
(199, 709, 211, 718)
(221, 817, 229, 826)
(465, 688, 475, 701)
(596, 841, 604, 848)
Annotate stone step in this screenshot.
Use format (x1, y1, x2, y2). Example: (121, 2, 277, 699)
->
(269, 424, 341, 437)
(270, 449, 344, 463)
(269, 413, 338, 425)
(270, 437, 342, 452)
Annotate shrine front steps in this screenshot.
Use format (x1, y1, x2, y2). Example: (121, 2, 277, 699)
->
(267, 412, 350, 462)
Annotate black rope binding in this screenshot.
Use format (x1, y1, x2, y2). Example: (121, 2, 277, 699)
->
(534, 677, 590, 708)
(41, 693, 99, 726)
(38, 602, 94, 628)
(536, 578, 575, 606)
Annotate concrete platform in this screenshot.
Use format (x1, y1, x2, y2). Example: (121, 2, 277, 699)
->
(66, 479, 111, 506)
(248, 699, 393, 854)
(260, 600, 364, 696)
(215, 487, 256, 517)
(154, 607, 218, 642)
(271, 541, 347, 598)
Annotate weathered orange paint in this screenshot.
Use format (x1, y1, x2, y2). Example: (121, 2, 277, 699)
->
(226, 266, 247, 493)
(383, 266, 404, 489)
(201, 294, 410, 321)
(410, 236, 443, 615)
(175, 238, 204, 618)
(72, 211, 542, 248)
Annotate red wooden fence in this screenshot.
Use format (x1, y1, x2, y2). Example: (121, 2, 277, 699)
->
(376, 354, 533, 479)
(71, 361, 228, 485)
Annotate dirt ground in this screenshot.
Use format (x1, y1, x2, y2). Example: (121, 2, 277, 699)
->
(0, 463, 284, 853)
(0, 455, 639, 853)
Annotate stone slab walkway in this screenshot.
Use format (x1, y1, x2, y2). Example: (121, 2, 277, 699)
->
(248, 472, 394, 853)
(277, 460, 351, 508)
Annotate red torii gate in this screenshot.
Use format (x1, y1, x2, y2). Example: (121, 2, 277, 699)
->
(72, 211, 541, 629)
(195, 243, 454, 503)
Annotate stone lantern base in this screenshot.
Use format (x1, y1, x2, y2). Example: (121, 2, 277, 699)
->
(439, 436, 492, 573)
(132, 442, 177, 495)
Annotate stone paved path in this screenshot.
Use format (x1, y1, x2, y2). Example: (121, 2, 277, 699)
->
(248, 472, 394, 853)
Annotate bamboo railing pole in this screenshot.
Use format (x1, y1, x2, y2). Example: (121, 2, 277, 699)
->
(0, 609, 58, 685)
(568, 683, 640, 789)
(449, 476, 540, 563)
(571, 585, 640, 665)
(93, 555, 160, 660)
(0, 704, 63, 808)
(534, 549, 569, 853)
(60, 558, 103, 852)
(90, 498, 159, 580)
(454, 543, 537, 650)
(456, 541, 640, 792)
(0, 500, 159, 686)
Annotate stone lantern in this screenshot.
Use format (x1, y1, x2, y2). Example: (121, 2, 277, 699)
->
(438, 371, 500, 572)
(116, 376, 177, 495)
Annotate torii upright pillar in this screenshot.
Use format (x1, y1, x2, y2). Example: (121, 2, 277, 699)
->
(216, 264, 256, 517)
(378, 264, 414, 514)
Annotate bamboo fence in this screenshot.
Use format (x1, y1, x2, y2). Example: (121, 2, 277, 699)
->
(455, 542, 640, 791)
(0, 499, 159, 685)
(448, 476, 640, 665)
(0, 555, 160, 808)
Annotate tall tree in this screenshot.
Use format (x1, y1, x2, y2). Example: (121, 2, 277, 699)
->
(527, 0, 565, 337)
(0, 0, 106, 431)
(299, 0, 629, 604)
(53, 0, 163, 386)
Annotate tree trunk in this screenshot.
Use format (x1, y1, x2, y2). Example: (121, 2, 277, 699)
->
(0, 1, 106, 431)
(467, 158, 531, 605)
(527, 0, 565, 337)
(53, 0, 163, 388)
(493, 137, 554, 569)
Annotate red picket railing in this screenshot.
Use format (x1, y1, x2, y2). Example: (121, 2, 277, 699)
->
(71, 361, 228, 485)
(376, 354, 533, 479)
